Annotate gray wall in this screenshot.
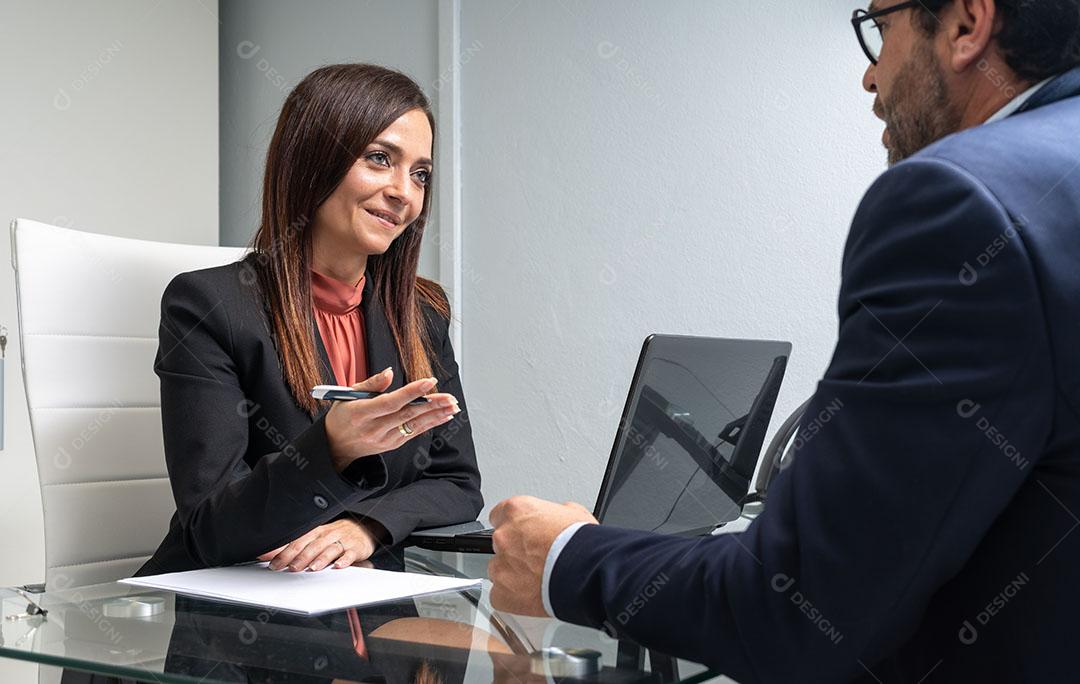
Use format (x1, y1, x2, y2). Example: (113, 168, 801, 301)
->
(0, 1, 218, 680)
(219, 0, 442, 279)
(457, 0, 888, 512)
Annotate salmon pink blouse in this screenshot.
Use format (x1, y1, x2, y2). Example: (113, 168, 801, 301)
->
(310, 270, 368, 386)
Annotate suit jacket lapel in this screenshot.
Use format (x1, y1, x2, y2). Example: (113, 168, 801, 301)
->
(361, 275, 405, 393)
(312, 317, 334, 383)
(310, 318, 335, 424)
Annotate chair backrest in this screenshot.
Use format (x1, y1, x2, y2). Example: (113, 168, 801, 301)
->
(11, 218, 247, 588)
(752, 397, 812, 499)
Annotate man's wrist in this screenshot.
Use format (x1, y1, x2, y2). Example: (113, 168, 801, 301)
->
(542, 521, 590, 618)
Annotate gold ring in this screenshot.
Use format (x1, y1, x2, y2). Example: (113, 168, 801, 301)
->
(333, 539, 344, 550)
(399, 422, 414, 436)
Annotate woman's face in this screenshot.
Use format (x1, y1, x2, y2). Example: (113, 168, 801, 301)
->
(312, 108, 433, 261)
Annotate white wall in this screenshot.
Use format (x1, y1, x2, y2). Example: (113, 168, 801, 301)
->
(218, 0, 443, 280)
(457, 0, 888, 512)
(0, 3, 217, 679)
(0, 0, 219, 588)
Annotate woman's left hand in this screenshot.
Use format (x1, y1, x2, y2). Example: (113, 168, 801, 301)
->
(257, 518, 386, 572)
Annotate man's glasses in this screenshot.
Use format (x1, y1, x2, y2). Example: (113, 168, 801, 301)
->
(851, 1, 926, 65)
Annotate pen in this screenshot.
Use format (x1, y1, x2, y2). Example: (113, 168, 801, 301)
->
(310, 385, 430, 405)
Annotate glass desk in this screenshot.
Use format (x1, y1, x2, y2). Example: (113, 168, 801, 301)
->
(0, 549, 716, 683)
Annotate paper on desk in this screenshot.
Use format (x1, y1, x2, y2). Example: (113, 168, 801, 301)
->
(120, 562, 481, 615)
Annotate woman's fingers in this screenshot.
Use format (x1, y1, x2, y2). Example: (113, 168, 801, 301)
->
(384, 405, 457, 447)
(372, 394, 458, 434)
(307, 539, 348, 572)
(256, 545, 285, 562)
(268, 528, 321, 570)
(263, 520, 385, 573)
(351, 368, 394, 393)
(325, 379, 461, 467)
(282, 534, 340, 572)
(333, 548, 359, 569)
(367, 377, 439, 415)
(421, 392, 459, 406)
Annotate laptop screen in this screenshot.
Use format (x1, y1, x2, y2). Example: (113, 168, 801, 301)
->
(593, 336, 791, 535)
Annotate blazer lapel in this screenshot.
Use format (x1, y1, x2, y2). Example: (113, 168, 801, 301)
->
(361, 276, 406, 393)
(309, 318, 335, 424)
(312, 318, 336, 384)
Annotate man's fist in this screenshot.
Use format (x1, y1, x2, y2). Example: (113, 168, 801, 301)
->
(488, 496, 598, 616)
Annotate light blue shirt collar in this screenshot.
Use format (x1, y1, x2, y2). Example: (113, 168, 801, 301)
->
(985, 76, 1054, 124)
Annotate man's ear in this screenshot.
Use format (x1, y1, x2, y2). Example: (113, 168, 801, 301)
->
(941, 0, 999, 73)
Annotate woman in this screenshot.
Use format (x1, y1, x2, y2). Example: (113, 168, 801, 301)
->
(137, 64, 483, 576)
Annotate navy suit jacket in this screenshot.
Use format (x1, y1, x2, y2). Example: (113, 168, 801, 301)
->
(550, 68, 1080, 683)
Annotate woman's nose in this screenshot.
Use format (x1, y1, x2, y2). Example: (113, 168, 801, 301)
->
(384, 169, 415, 206)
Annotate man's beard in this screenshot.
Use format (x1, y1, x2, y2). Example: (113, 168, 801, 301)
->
(879, 40, 962, 165)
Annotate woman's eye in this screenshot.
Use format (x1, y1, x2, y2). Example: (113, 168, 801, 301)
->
(367, 151, 391, 166)
(413, 169, 431, 186)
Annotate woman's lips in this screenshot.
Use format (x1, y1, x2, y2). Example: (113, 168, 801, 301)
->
(365, 208, 399, 230)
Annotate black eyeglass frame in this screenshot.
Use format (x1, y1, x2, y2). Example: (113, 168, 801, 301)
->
(851, 1, 927, 65)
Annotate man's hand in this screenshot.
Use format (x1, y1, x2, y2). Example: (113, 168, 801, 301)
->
(488, 496, 598, 616)
(257, 518, 386, 571)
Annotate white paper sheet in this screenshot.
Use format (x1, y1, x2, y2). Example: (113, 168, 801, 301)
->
(120, 562, 481, 615)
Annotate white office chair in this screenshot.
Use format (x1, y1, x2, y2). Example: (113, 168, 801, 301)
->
(10, 218, 248, 589)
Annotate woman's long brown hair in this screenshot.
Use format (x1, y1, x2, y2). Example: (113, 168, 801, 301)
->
(246, 64, 449, 416)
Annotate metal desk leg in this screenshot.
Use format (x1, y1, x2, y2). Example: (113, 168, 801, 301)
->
(617, 639, 645, 670)
(648, 650, 679, 681)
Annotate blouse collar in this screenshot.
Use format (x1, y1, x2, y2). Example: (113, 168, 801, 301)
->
(310, 269, 365, 315)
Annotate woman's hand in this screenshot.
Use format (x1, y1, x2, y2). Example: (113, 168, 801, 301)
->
(323, 367, 460, 472)
(257, 518, 386, 571)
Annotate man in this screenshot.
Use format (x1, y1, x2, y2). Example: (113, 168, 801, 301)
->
(488, 1, 1080, 682)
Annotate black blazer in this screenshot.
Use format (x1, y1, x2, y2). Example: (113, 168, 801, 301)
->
(138, 253, 483, 575)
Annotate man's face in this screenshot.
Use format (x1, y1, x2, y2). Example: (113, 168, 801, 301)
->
(862, 1, 963, 165)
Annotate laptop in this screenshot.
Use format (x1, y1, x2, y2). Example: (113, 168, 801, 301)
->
(405, 335, 792, 554)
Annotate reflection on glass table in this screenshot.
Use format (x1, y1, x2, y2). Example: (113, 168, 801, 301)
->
(0, 549, 716, 684)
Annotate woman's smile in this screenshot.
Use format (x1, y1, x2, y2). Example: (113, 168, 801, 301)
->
(365, 206, 402, 230)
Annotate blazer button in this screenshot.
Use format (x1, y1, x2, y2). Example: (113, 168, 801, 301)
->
(313, 494, 329, 509)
